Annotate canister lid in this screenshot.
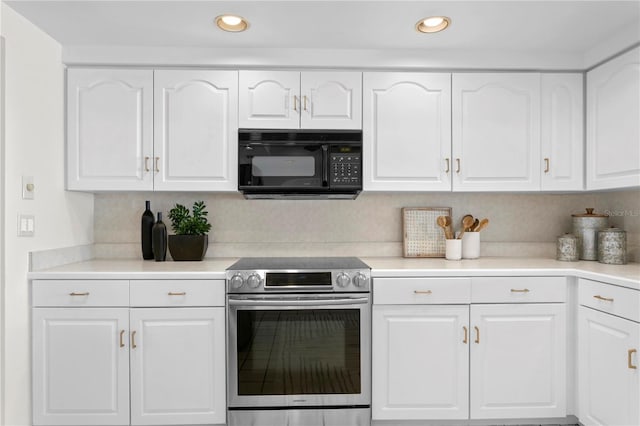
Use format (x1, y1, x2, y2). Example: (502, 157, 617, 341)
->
(572, 208, 608, 217)
(598, 227, 625, 234)
(558, 233, 578, 239)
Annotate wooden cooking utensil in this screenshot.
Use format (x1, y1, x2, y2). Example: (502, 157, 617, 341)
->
(470, 218, 480, 231)
(437, 216, 454, 239)
(475, 218, 489, 232)
(458, 216, 475, 239)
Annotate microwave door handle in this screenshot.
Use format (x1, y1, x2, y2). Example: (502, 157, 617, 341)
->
(322, 145, 329, 187)
(228, 297, 370, 306)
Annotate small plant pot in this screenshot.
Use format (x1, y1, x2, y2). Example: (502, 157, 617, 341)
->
(168, 235, 208, 261)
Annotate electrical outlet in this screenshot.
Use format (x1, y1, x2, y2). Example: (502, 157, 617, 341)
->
(18, 214, 35, 237)
(22, 176, 35, 200)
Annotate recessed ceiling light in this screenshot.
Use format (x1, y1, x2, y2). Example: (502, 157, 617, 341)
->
(215, 14, 249, 32)
(416, 16, 451, 33)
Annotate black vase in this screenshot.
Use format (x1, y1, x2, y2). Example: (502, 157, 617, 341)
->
(152, 212, 167, 262)
(141, 200, 154, 260)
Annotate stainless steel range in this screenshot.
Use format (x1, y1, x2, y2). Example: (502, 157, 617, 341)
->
(226, 257, 371, 426)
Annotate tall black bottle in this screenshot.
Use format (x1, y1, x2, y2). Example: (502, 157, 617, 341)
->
(141, 201, 155, 260)
(152, 212, 167, 262)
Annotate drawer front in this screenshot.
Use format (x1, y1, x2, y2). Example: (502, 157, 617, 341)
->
(579, 278, 640, 322)
(130, 280, 225, 307)
(374, 278, 471, 305)
(32, 280, 129, 307)
(472, 277, 566, 303)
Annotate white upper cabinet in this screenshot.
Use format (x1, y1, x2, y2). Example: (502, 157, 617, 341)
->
(363, 73, 452, 191)
(153, 70, 238, 191)
(452, 73, 541, 191)
(586, 47, 640, 190)
(541, 74, 584, 191)
(239, 70, 362, 129)
(67, 69, 154, 191)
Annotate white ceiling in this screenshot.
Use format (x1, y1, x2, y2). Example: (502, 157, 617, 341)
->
(4, 0, 640, 68)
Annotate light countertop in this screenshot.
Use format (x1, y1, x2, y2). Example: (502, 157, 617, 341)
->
(29, 257, 640, 290)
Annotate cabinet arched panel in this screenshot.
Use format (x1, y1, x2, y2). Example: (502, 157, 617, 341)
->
(67, 69, 153, 191)
(363, 73, 451, 191)
(587, 47, 640, 190)
(452, 73, 540, 191)
(302, 72, 362, 129)
(154, 70, 238, 191)
(239, 71, 300, 128)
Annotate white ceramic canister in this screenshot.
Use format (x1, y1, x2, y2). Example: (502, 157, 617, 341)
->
(461, 232, 480, 259)
(571, 208, 609, 260)
(597, 227, 627, 265)
(445, 239, 462, 261)
(556, 233, 580, 261)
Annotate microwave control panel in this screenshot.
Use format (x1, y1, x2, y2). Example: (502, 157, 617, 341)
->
(330, 152, 361, 187)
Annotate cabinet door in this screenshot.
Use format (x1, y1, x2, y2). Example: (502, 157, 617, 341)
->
(130, 308, 226, 425)
(239, 70, 300, 128)
(300, 71, 362, 129)
(470, 303, 566, 419)
(363, 73, 452, 191)
(67, 68, 153, 191)
(579, 306, 639, 426)
(452, 73, 541, 191)
(372, 305, 469, 420)
(586, 47, 640, 190)
(541, 73, 584, 191)
(154, 70, 238, 191)
(32, 308, 129, 426)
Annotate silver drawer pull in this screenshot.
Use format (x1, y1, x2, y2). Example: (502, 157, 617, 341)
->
(414, 290, 432, 295)
(593, 295, 614, 302)
(69, 292, 90, 296)
(510, 288, 530, 293)
(168, 292, 186, 296)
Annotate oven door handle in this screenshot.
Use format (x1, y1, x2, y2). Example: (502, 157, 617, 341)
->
(228, 296, 370, 306)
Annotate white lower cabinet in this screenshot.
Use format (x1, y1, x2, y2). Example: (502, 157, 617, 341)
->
(372, 276, 567, 423)
(470, 303, 566, 419)
(130, 308, 226, 425)
(32, 280, 226, 426)
(372, 305, 469, 419)
(578, 278, 640, 426)
(32, 308, 130, 426)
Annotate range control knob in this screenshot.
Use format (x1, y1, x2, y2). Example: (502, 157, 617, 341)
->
(353, 273, 368, 288)
(229, 273, 245, 289)
(336, 272, 351, 288)
(246, 273, 263, 289)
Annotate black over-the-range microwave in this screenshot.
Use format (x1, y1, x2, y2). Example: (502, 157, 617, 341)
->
(238, 129, 363, 199)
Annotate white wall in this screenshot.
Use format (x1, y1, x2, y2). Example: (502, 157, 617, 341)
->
(0, 5, 94, 425)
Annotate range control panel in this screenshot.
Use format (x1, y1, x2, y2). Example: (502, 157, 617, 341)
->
(330, 151, 361, 187)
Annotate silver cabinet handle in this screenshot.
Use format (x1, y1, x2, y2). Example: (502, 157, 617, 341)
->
(131, 331, 137, 349)
(293, 95, 298, 112)
(594, 295, 614, 302)
(445, 158, 450, 173)
(119, 330, 126, 348)
(69, 292, 89, 296)
(456, 158, 461, 173)
(144, 156, 150, 172)
(544, 158, 550, 173)
(414, 290, 432, 295)
(154, 157, 160, 172)
(510, 288, 530, 293)
(228, 296, 369, 306)
(168, 292, 186, 296)
(474, 326, 480, 344)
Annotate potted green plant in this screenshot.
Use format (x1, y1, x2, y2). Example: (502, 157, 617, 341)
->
(167, 201, 212, 261)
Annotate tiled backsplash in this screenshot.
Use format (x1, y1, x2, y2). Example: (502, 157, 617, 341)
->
(93, 190, 640, 262)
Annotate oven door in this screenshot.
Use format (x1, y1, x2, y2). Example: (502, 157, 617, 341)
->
(238, 142, 328, 190)
(227, 293, 371, 408)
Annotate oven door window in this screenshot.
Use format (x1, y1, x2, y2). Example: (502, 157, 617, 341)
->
(236, 309, 360, 395)
(238, 144, 326, 189)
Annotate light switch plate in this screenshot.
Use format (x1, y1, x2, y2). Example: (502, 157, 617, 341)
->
(18, 214, 35, 237)
(22, 176, 34, 200)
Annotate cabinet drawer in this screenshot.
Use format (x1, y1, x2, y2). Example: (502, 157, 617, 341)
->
(472, 277, 566, 303)
(130, 280, 225, 307)
(32, 280, 129, 307)
(374, 278, 471, 305)
(579, 278, 640, 322)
